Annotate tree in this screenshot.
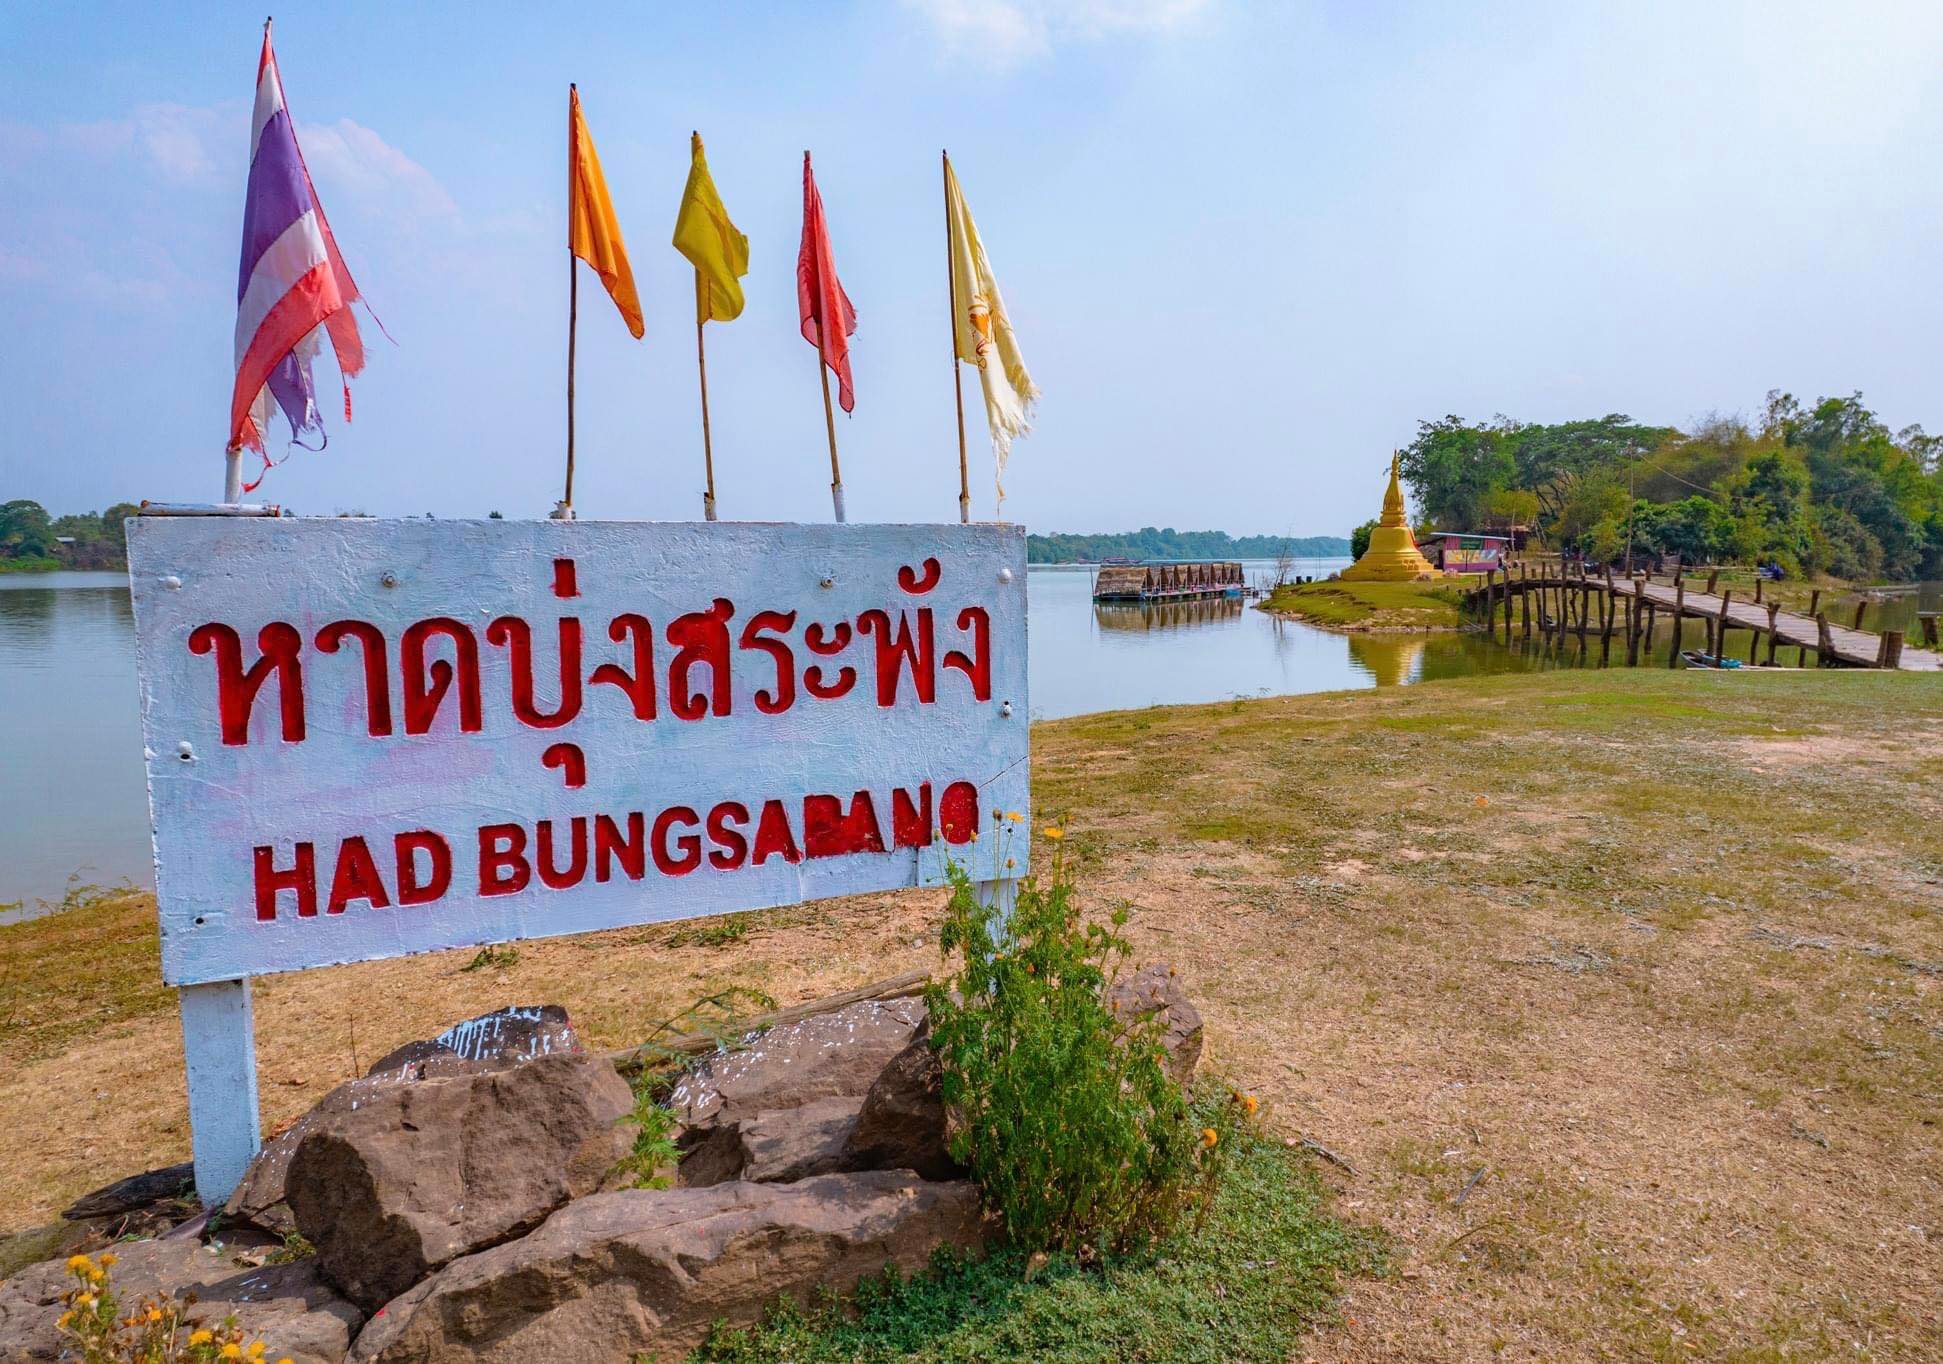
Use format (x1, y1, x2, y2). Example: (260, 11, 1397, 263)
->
(0, 500, 54, 560)
(1398, 417, 1516, 530)
(1270, 537, 1295, 588)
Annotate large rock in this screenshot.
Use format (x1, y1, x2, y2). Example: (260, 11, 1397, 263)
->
(678, 1096, 864, 1187)
(669, 998, 925, 1182)
(845, 1033, 963, 1181)
(1106, 963, 1204, 1083)
(363, 1004, 579, 1077)
(227, 1006, 585, 1236)
(285, 1053, 634, 1312)
(347, 1172, 983, 1364)
(0, 1236, 361, 1364)
(61, 1162, 196, 1223)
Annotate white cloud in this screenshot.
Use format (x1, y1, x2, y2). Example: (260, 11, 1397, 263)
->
(904, 0, 1211, 66)
(62, 103, 232, 182)
(297, 118, 460, 223)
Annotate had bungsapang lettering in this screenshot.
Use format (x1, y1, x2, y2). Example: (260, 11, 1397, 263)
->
(189, 556, 994, 745)
(251, 779, 983, 920)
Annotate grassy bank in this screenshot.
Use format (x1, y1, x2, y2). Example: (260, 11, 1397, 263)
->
(694, 1127, 1376, 1364)
(1258, 577, 1469, 630)
(4, 669, 1940, 1359)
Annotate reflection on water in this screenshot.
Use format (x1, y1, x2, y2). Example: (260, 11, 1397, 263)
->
(1093, 596, 1245, 632)
(1345, 634, 1427, 687)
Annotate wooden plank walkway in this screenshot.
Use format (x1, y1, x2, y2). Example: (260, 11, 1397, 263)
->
(1464, 568, 1942, 671)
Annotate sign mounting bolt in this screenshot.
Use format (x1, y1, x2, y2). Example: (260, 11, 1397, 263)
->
(381, 571, 398, 588)
(177, 741, 196, 762)
(998, 567, 1013, 584)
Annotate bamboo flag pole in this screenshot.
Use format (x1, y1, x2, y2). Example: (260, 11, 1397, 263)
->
(942, 150, 970, 525)
(561, 252, 578, 517)
(695, 280, 717, 522)
(820, 362, 845, 523)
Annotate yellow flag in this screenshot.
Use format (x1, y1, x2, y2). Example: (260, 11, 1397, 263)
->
(567, 86, 643, 339)
(672, 132, 749, 324)
(945, 156, 1039, 509)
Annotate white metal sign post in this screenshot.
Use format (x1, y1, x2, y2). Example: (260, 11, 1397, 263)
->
(127, 518, 1030, 1203)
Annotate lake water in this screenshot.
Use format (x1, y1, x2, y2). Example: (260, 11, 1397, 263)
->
(2, 563, 1931, 908)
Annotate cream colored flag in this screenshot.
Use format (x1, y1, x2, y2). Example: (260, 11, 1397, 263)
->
(945, 156, 1039, 511)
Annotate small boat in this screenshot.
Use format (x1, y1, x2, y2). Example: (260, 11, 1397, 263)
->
(1681, 650, 1744, 670)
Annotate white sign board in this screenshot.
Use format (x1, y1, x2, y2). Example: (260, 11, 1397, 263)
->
(127, 519, 1030, 988)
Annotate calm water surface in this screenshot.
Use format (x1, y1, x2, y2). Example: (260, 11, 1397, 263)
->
(4, 564, 1933, 907)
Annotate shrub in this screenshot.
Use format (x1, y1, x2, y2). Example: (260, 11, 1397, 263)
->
(924, 832, 1220, 1254)
(54, 1252, 288, 1364)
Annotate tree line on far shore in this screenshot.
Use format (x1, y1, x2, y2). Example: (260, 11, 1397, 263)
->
(0, 500, 140, 571)
(1397, 391, 1943, 581)
(1027, 529, 1350, 564)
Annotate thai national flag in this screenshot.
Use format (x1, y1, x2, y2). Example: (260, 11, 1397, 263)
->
(229, 22, 368, 484)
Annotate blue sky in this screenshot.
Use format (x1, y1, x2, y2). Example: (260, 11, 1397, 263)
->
(2, 1, 1940, 536)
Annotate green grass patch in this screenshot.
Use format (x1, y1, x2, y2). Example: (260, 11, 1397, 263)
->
(0, 885, 167, 1067)
(1259, 579, 1467, 629)
(688, 1129, 1378, 1364)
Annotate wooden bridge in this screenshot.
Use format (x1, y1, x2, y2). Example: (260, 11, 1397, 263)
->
(1462, 563, 1942, 671)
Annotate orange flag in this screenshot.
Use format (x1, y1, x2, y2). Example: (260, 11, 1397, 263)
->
(568, 85, 643, 338)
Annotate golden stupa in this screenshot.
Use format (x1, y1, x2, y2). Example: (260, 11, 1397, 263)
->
(1340, 453, 1435, 581)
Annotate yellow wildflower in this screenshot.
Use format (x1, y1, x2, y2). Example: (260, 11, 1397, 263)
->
(1005, 810, 1023, 823)
(74, 1293, 95, 1309)
(1200, 1127, 1219, 1148)
(220, 1345, 243, 1360)
(1043, 826, 1064, 840)
(56, 1311, 74, 1330)
(248, 1341, 268, 1357)
(65, 1254, 92, 1272)
(97, 1252, 117, 1267)
(89, 1267, 106, 1283)
(146, 1306, 163, 1322)
(189, 1329, 214, 1345)
(1238, 1093, 1259, 1116)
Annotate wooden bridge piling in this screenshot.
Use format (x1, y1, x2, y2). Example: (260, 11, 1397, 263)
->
(1668, 583, 1685, 668)
(1470, 567, 1937, 671)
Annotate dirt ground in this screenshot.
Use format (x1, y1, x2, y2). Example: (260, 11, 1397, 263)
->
(4, 669, 1939, 1361)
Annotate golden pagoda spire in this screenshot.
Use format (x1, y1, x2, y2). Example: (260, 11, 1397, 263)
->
(1340, 451, 1436, 582)
(1379, 452, 1407, 526)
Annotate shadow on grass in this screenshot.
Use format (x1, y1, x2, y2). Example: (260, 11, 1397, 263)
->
(688, 1130, 1380, 1364)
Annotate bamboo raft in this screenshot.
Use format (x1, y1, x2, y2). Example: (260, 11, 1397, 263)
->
(1462, 562, 1942, 671)
(1092, 560, 1246, 603)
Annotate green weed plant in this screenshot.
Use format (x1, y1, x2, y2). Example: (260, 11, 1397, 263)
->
(924, 834, 1217, 1255)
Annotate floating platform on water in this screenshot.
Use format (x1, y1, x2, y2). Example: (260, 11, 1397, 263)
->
(1093, 559, 1246, 603)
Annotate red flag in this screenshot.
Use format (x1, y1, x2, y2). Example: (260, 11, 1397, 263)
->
(796, 152, 857, 413)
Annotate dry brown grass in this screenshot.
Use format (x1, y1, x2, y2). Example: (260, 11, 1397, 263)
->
(5, 668, 1940, 1361)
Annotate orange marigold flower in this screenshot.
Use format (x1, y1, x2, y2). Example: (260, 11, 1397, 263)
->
(1201, 1127, 1219, 1148)
(1043, 826, 1064, 840)
(65, 1255, 92, 1272)
(1240, 1094, 1259, 1116)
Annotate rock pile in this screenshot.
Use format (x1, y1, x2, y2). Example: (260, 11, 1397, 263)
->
(1, 970, 1203, 1364)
